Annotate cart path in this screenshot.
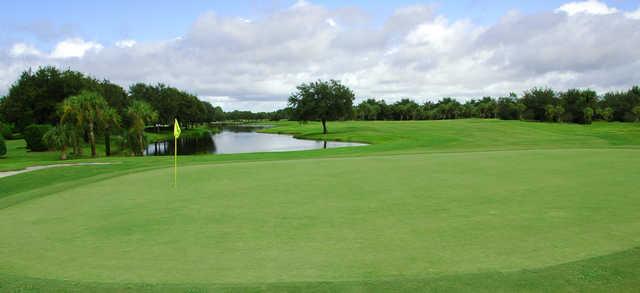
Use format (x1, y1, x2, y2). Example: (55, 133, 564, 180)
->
(0, 163, 112, 178)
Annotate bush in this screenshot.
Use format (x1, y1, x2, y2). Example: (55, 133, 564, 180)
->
(23, 124, 53, 151)
(583, 107, 594, 125)
(0, 135, 6, 157)
(0, 122, 14, 139)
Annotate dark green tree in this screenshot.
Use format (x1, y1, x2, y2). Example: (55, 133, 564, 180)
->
(0, 67, 99, 130)
(101, 107, 121, 156)
(288, 80, 355, 134)
(126, 100, 159, 156)
(0, 135, 6, 157)
(434, 98, 462, 120)
(23, 124, 53, 151)
(392, 99, 420, 120)
(99, 80, 129, 115)
(522, 88, 557, 121)
(0, 122, 14, 139)
(559, 89, 597, 124)
(496, 94, 523, 120)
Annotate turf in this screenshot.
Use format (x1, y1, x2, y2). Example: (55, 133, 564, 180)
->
(1, 119, 640, 291)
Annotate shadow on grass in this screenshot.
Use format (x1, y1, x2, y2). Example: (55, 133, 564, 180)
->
(1, 247, 639, 292)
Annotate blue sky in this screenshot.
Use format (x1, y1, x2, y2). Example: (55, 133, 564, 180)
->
(4, 0, 638, 46)
(2, 0, 640, 111)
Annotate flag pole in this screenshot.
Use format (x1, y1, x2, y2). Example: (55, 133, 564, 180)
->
(173, 118, 181, 188)
(174, 135, 177, 188)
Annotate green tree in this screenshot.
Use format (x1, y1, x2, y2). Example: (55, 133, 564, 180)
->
(554, 105, 565, 122)
(601, 87, 640, 122)
(99, 80, 129, 115)
(288, 80, 355, 134)
(496, 94, 522, 120)
(129, 83, 213, 127)
(0, 122, 14, 139)
(522, 88, 557, 121)
(126, 100, 159, 155)
(60, 91, 113, 157)
(435, 98, 462, 120)
(43, 124, 74, 160)
(102, 107, 121, 156)
(476, 97, 497, 118)
(597, 107, 614, 121)
(392, 99, 420, 120)
(0, 135, 6, 157)
(356, 102, 373, 120)
(0, 67, 99, 131)
(583, 107, 594, 125)
(545, 105, 556, 122)
(633, 106, 640, 122)
(559, 89, 597, 124)
(355, 99, 386, 120)
(23, 124, 52, 151)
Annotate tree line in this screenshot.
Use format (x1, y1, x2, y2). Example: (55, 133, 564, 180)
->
(282, 81, 640, 134)
(224, 85, 640, 125)
(0, 67, 226, 132)
(0, 67, 226, 158)
(350, 87, 640, 124)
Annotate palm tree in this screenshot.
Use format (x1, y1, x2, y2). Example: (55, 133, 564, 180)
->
(59, 99, 82, 156)
(126, 100, 158, 156)
(101, 107, 121, 156)
(43, 124, 74, 160)
(61, 91, 113, 157)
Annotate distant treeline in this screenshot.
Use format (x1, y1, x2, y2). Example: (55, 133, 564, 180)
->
(251, 87, 640, 125)
(348, 87, 640, 124)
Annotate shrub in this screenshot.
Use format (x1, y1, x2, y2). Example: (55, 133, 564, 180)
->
(0, 135, 6, 157)
(583, 107, 594, 125)
(23, 124, 53, 151)
(633, 106, 640, 122)
(0, 122, 14, 139)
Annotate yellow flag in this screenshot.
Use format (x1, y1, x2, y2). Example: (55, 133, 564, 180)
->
(174, 119, 181, 138)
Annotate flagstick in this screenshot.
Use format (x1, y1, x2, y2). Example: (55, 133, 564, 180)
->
(174, 135, 177, 188)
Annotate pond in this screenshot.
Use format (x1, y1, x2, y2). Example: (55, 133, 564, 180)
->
(145, 125, 367, 156)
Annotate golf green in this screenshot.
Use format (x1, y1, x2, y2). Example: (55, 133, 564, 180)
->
(1, 148, 639, 285)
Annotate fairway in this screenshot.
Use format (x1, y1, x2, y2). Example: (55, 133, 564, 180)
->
(2, 120, 640, 291)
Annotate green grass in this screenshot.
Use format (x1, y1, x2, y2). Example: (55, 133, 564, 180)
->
(1, 119, 640, 291)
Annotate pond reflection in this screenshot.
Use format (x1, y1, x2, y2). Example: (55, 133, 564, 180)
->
(146, 134, 216, 156)
(145, 125, 366, 156)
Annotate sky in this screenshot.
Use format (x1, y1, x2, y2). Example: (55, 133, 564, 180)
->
(2, 0, 640, 111)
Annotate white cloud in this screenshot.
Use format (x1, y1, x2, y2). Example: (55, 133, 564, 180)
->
(626, 7, 640, 19)
(115, 39, 137, 48)
(405, 17, 479, 52)
(9, 43, 43, 57)
(291, 0, 310, 9)
(50, 38, 103, 58)
(201, 96, 287, 112)
(2, 1, 640, 111)
(555, 0, 618, 16)
(326, 18, 337, 28)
